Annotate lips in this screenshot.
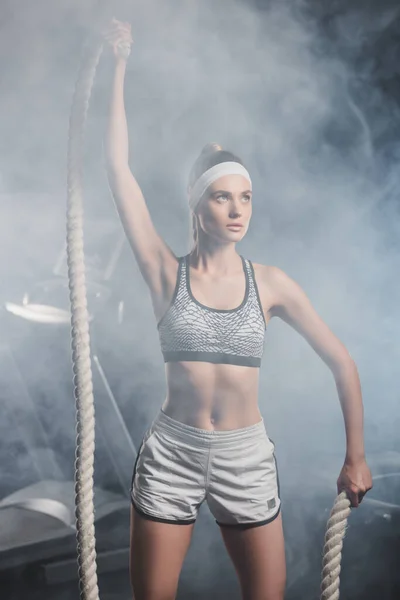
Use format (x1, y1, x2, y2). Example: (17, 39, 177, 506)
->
(227, 224, 243, 229)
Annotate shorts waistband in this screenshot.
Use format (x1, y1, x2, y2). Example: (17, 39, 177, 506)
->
(152, 409, 267, 449)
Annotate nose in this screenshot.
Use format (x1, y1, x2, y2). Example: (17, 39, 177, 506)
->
(229, 199, 242, 218)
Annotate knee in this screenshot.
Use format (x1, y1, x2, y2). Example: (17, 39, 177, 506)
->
(241, 576, 286, 600)
(242, 591, 285, 600)
(130, 573, 178, 600)
(130, 584, 177, 600)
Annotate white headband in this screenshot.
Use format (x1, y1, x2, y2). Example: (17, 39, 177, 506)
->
(189, 161, 252, 212)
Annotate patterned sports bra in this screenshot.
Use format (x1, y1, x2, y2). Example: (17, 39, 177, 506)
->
(157, 255, 267, 367)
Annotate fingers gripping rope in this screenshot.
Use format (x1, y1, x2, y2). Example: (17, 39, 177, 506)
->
(66, 29, 351, 600)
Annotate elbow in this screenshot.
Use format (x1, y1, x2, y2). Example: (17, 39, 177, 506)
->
(104, 143, 129, 173)
(105, 160, 129, 180)
(330, 354, 357, 380)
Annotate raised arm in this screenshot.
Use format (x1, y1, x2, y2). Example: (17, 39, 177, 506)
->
(104, 20, 178, 317)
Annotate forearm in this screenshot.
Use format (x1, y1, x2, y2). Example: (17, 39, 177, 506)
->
(333, 359, 365, 463)
(105, 59, 129, 169)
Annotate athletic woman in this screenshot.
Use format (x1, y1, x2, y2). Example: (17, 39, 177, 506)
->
(104, 19, 372, 600)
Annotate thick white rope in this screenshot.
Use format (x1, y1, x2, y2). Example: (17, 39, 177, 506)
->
(66, 29, 351, 600)
(67, 36, 104, 600)
(66, 31, 130, 599)
(320, 491, 352, 600)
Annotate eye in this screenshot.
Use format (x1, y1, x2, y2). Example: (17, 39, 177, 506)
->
(242, 195, 252, 203)
(215, 194, 229, 203)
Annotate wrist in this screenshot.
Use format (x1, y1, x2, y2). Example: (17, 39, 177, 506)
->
(345, 450, 365, 465)
(115, 57, 127, 69)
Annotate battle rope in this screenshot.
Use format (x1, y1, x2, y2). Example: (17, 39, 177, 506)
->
(67, 35, 104, 600)
(320, 491, 352, 600)
(66, 30, 351, 600)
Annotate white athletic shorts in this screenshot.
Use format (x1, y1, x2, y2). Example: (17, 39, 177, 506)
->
(130, 409, 281, 529)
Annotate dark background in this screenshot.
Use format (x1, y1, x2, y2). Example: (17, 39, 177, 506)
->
(1, 0, 400, 598)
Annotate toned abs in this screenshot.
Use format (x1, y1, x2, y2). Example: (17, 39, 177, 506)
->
(162, 361, 262, 430)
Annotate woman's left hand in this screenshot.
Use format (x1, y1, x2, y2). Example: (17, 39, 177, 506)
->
(337, 458, 373, 507)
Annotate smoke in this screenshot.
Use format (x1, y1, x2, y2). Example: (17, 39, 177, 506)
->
(1, 0, 400, 597)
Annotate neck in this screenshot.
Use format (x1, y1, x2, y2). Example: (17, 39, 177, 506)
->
(190, 241, 241, 275)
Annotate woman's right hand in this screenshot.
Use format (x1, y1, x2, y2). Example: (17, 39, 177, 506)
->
(103, 18, 133, 61)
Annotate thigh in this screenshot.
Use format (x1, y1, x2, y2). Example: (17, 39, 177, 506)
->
(220, 512, 286, 600)
(208, 434, 280, 528)
(132, 426, 206, 523)
(130, 505, 195, 600)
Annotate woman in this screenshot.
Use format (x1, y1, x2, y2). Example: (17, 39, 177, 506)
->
(104, 19, 372, 600)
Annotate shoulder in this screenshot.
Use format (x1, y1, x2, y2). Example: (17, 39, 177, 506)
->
(250, 262, 303, 309)
(251, 262, 291, 290)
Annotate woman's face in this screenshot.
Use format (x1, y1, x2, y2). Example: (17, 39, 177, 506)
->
(195, 174, 252, 244)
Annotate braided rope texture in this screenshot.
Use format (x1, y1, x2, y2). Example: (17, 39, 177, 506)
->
(320, 491, 351, 600)
(67, 37, 104, 600)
